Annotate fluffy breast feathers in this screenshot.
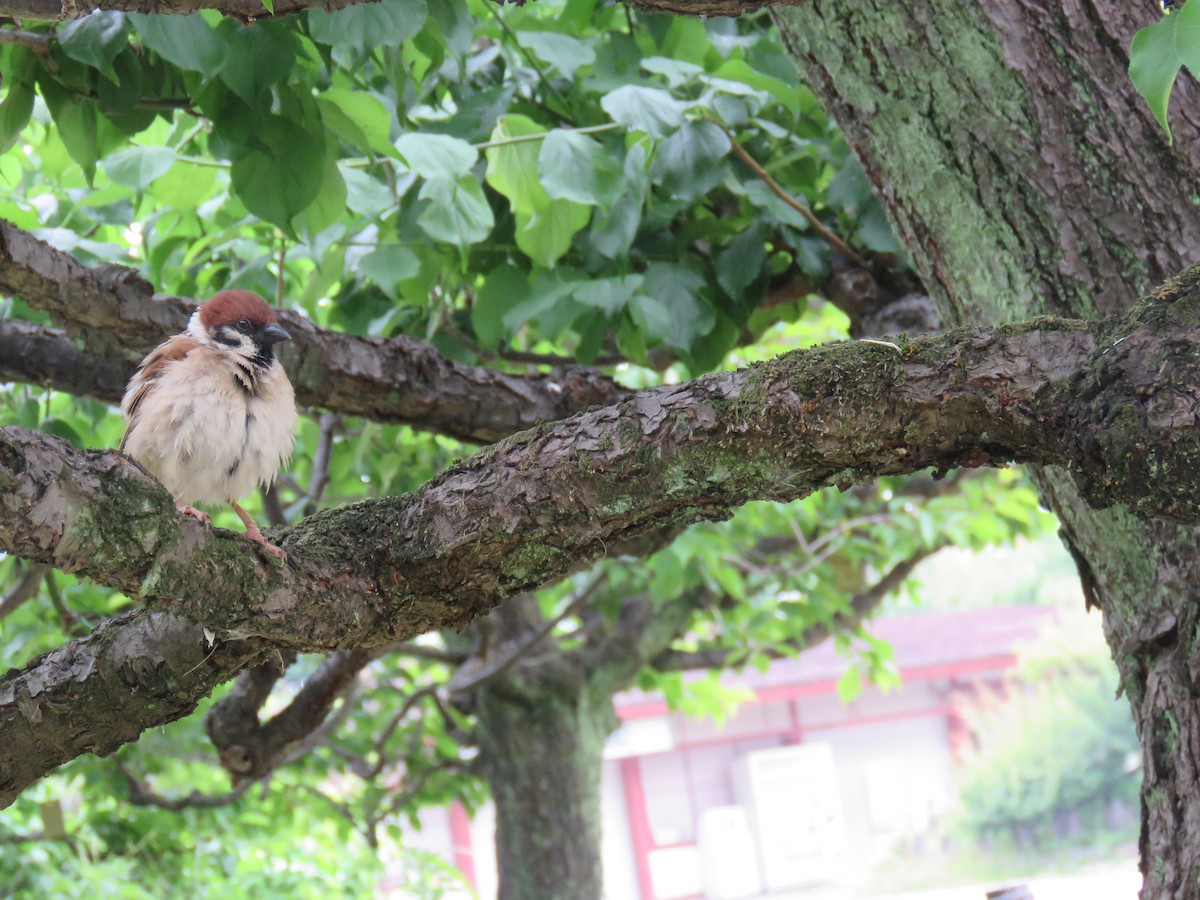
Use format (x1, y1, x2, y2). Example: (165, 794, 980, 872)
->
(121, 334, 298, 506)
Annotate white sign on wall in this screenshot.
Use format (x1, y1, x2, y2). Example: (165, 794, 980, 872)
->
(734, 743, 849, 890)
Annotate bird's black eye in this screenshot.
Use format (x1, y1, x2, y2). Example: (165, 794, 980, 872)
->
(236, 318, 253, 334)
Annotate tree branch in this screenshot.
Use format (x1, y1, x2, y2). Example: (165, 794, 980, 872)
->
(4, 268, 1200, 804)
(0, 220, 626, 444)
(111, 755, 254, 810)
(0, 563, 47, 621)
(0, 609, 267, 808)
(205, 648, 375, 781)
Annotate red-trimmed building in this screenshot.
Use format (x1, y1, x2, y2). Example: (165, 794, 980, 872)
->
(385, 606, 1057, 899)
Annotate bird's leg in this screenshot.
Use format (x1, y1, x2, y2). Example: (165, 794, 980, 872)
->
(176, 501, 212, 525)
(230, 501, 286, 560)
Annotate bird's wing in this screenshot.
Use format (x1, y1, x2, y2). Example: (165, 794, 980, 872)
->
(119, 335, 202, 451)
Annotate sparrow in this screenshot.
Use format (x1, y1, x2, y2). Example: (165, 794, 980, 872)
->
(120, 290, 298, 559)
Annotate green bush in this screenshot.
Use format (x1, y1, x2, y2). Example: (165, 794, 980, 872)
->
(955, 612, 1139, 846)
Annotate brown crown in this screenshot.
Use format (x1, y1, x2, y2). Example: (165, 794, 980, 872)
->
(198, 290, 279, 329)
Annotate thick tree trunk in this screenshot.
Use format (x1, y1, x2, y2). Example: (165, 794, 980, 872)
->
(475, 681, 617, 900)
(773, 1, 1200, 895)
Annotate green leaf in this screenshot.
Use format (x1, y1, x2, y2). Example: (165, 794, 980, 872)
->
(518, 31, 596, 79)
(588, 190, 642, 260)
(417, 174, 494, 247)
(230, 116, 326, 233)
(716, 226, 767, 298)
(514, 199, 590, 268)
(650, 121, 729, 201)
(293, 152, 348, 239)
(39, 77, 100, 180)
(537, 130, 622, 206)
(826, 154, 873, 214)
(635, 262, 714, 350)
(571, 274, 643, 315)
(341, 167, 395, 218)
(317, 90, 395, 157)
(102, 146, 175, 189)
(261, 0, 274, 12)
(59, 12, 131, 84)
(837, 666, 863, 703)
(649, 548, 685, 603)
(500, 269, 584, 332)
(396, 132, 477, 180)
(856, 203, 902, 255)
(218, 23, 296, 105)
(485, 115, 550, 215)
(130, 13, 225, 73)
(0, 80, 35, 155)
(149, 161, 217, 211)
(361, 244, 422, 298)
(472, 265, 531, 349)
(712, 58, 799, 116)
(1177, 0, 1200, 76)
(600, 85, 686, 138)
(308, 0, 428, 54)
(1129, 12, 1181, 139)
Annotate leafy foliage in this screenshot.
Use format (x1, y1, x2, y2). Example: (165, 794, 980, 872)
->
(1129, 0, 1200, 140)
(955, 614, 1140, 844)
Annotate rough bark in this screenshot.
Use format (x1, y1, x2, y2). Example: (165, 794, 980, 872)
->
(12, 292, 1199, 804)
(4, 275, 1200, 805)
(771, 2, 1200, 895)
(475, 682, 614, 900)
(0, 610, 265, 806)
(0, 221, 625, 444)
(467, 587, 699, 900)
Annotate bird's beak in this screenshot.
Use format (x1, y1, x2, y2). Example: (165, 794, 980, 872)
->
(258, 323, 292, 346)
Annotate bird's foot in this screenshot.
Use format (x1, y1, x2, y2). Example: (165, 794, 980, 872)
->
(230, 501, 286, 561)
(242, 525, 287, 561)
(176, 502, 212, 526)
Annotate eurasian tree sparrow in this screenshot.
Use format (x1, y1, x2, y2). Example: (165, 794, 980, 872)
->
(121, 290, 298, 559)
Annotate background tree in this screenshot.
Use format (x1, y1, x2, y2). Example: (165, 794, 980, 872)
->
(0, 0, 1197, 898)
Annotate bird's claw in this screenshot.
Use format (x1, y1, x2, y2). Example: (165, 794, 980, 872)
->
(176, 502, 212, 526)
(241, 523, 287, 561)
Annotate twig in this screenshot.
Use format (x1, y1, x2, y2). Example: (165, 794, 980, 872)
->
(0, 563, 47, 621)
(303, 413, 340, 516)
(43, 570, 88, 636)
(0, 28, 50, 48)
(485, 1, 574, 117)
(717, 122, 865, 266)
(111, 756, 253, 810)
(447, 573, 608, 695)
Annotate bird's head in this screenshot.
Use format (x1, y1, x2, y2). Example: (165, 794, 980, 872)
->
(188, 290, 292, 369)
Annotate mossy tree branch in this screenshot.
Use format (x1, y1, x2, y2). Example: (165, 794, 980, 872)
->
(6, 267, 1200, 803)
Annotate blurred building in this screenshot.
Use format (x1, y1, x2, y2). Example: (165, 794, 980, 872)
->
(385, 606, 1057, 900)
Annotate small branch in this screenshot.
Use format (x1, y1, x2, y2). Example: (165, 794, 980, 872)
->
(447, 574, 607, 695)
(0, 563, 47, 621)
(111, 756, 253, 811)
(718, 123, 865, 265)
(0, 28, 50, 48)
(205, 649, 375, 781)
(303, 413, 340, 516)
(385, 641, 468, 665)
(43, 569, 88, 636)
